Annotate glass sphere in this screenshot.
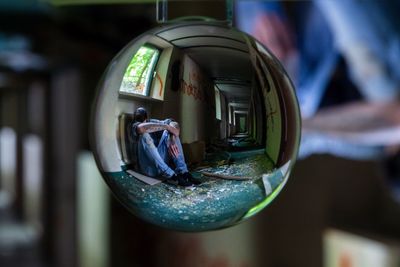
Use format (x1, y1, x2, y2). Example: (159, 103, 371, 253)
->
(91, 21, 301, 231)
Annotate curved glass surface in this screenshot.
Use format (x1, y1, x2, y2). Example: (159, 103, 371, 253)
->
(91, 22, 301, 231)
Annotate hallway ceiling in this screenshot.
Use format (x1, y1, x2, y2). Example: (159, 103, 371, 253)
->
(156, 23, 254, 104)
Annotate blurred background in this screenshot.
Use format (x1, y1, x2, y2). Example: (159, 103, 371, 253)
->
(1, 0, 400, 266)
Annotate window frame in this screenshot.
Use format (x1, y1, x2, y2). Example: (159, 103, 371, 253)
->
(119, 44, 161, 98)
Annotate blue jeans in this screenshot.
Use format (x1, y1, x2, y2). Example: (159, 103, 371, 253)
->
(237, 0, 400, 160)
(236, 0, 338, 118)
(315, 0, 400, 103)
(137, 130, 188, 178)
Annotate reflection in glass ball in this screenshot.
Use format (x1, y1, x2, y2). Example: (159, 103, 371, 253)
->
(91, 22, 301, 231)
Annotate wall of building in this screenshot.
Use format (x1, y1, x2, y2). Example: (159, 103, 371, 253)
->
(179, 54, 214, 144)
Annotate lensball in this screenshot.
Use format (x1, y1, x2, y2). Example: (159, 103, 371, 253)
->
(91, 21, 301, 231)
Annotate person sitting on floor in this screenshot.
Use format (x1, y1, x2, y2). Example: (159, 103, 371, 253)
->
(131, 107, 200, 187)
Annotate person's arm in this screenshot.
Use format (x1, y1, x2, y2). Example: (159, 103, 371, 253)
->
(168, 135, 180, 158)
(167, 121, 181, 158)
(148, 118, 172, 125)
(137, 122, 179, 136)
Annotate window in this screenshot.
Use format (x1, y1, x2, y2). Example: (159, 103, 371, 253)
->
(119, 45, 160, 96)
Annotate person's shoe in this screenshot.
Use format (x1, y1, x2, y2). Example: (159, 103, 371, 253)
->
(182, 172, 201, 185)
(167, 174, 193, 187)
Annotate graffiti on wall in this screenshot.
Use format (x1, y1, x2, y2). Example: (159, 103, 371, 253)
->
(180, 70, 210, 101)
(178, 54, 217, 102)
(180, 78, 205, 101)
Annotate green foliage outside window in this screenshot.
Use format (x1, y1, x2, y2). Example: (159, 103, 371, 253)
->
(120, 45, 159, 96)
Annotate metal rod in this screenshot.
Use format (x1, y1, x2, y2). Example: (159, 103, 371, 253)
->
(156, 0, 168, 23)
(226, 0, 233, 25)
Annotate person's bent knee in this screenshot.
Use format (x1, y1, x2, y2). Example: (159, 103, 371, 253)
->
(141, 133, 156, 148)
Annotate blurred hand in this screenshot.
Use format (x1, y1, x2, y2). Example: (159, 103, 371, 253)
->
(168, 142, 180, 158)
(167, 124, 180, 137)
(253, 12, 296, 63)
